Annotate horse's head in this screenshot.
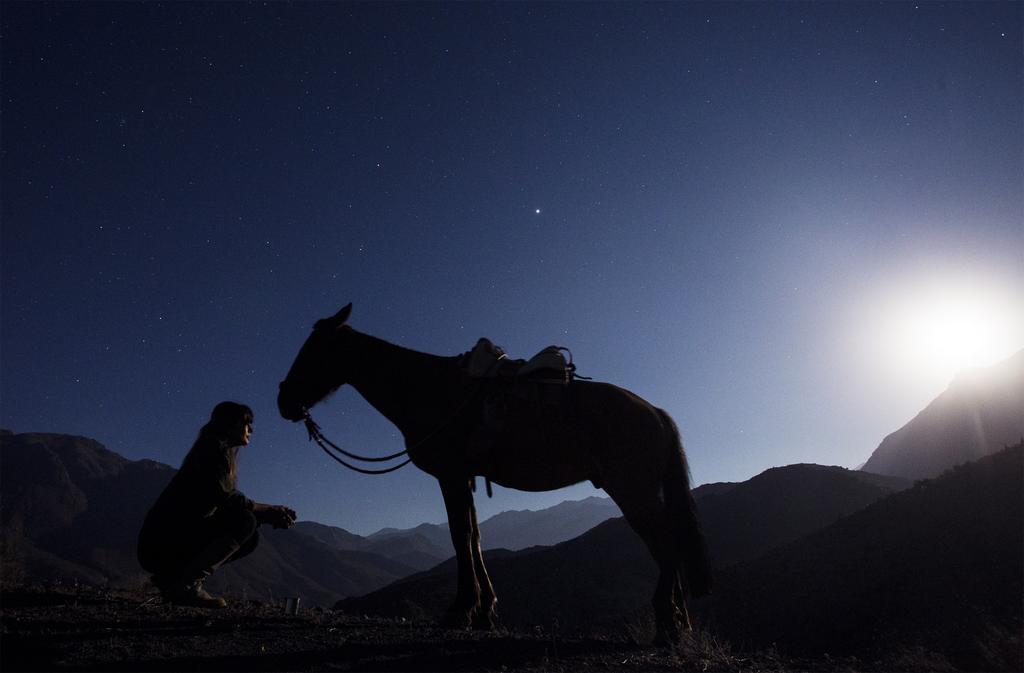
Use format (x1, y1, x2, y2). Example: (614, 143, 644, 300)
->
(277, 303, 354, 422)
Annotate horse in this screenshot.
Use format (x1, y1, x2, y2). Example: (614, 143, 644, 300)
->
(277, 303, 712, 644)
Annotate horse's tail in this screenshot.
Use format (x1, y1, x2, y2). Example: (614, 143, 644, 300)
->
(657, 408, 713, 598)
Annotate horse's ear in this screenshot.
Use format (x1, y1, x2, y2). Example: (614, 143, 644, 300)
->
(332, 303, 353, 325)
(314, 303, 353, 331)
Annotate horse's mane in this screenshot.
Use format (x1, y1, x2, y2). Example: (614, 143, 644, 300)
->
(345, 327, 464, 382)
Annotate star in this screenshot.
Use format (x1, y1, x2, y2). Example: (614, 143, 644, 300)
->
(534, 208, 541, 214)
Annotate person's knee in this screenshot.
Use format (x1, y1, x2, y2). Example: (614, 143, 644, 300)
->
(235, 508, 258, 542)
(220, 507, 257, 544)
(221, 526, 260, 567)
(238, 528, 259, 556)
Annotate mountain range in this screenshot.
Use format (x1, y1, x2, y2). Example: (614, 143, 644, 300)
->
(0, 431, 416, 606)
(336, 463, 912, 626)
(0, 429, 912, 612)
(2, 347, 1021, 664)
(295, 495, 622, 571)
(0, 431, 618, 605)
(338, 443, 1022, 668)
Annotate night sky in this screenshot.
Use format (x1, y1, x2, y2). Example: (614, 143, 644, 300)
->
(3, 2, 1021, 535)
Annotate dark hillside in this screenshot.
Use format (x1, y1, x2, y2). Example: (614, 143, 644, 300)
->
(290, 521, 366, 551)
(0, 433, 418, 606)
(692, 481, 739, 499)
(338, 464, 908, 630)
(207, 528, 417, 607)
(339, 450, 1020, 667)
(337, 521, 652, 631)
(1, 433, 173, 584)
(696, 464, 909, 566)
(0, 431, 653, 605)
(702, 442, 1024, 669)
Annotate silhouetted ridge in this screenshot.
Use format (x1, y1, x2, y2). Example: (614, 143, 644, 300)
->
(862, 349, 1024, 479)
(350, 496, 621, 564)
(696, 463, 909, 566)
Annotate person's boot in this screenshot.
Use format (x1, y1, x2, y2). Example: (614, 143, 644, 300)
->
(150, 573, 177, 599)
(161, 536, 240, 608)
(163, 578, 227, 608)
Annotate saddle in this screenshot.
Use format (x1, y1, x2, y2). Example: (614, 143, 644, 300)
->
(459, 339, 590, 497)
(459, 338, 578, 385)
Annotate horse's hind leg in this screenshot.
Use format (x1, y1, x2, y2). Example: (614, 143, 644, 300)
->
(469, 499, 497, 629)
(440, 477, 481, 628)
(674, 573, 692, 630)
(608, 492, 682, 645)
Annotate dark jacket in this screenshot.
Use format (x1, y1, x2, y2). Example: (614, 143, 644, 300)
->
(143, 435, 254, 531)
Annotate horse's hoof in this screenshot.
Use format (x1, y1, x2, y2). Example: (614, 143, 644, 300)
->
(471, 607, 497, 631)
(673, 608, 693, 631)
(652, 626, 681, 648)
(440, 608, 472, 630)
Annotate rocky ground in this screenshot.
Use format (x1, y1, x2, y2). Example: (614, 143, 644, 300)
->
(0, 586, 929, 673)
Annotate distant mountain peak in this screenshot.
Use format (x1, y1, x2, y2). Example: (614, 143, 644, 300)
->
(362, 495, 620, 554)
(861, 349, 1024, 480)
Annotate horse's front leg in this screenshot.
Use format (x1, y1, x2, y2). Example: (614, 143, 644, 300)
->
(469, 497, 497, 630)
(440, 477, 480, 628)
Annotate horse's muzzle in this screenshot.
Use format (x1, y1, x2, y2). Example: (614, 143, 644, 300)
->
(277, 382, 305, 422)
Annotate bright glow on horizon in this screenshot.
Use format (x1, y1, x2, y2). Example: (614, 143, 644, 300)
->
(901, 299, 1010, 371)
(871, 276, 1024, 384)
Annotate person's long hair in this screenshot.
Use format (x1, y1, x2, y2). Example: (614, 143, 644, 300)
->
(184, 401, 254, 490)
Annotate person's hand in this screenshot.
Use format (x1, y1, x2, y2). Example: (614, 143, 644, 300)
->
(268, 505, 297, 529)
(255, 504, 297, 529)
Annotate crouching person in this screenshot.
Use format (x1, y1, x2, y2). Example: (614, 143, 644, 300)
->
(138, 401, 297, 608)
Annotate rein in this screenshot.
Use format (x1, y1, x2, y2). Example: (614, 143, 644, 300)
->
(304, 416, 412, 475)
(302, 378, 486, 476)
